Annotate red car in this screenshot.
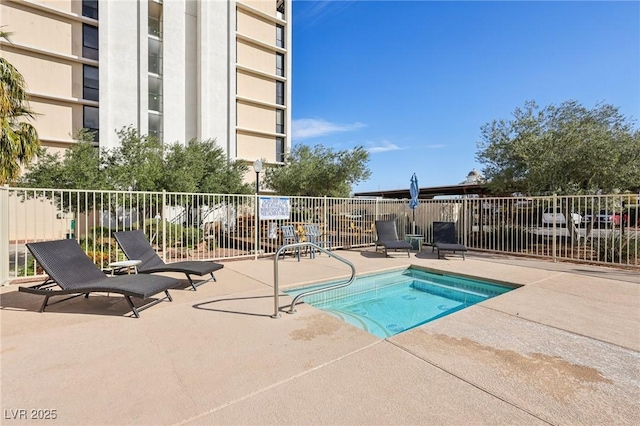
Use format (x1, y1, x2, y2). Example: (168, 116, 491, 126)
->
(611, 211, 640, 227)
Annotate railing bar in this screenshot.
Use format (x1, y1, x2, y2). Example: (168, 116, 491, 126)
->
(272, 241, 357, 319)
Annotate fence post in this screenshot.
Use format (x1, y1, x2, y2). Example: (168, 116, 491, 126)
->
(162, 189, 167, 263)
(254, 194, 259, 260)
(552, 193, 558, 262)
(323, 195, 328, 227)
(462, 198, 468, 248)
(1, 185, 9, 286)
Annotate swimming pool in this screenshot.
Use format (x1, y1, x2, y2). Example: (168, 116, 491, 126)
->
(285, 268, 517, 338)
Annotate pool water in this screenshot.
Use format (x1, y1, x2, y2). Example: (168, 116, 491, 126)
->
(285, 268, 516, 338)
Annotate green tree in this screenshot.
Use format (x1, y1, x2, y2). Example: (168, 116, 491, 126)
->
(105, 126, 164, 191)
(21, 129, 105, 189)
(21, 126, 252, 195)
(263, 144, 371, 197)
(1, 30, 40, 184)
(476, 100, 640, 195)
(162, 139, 252, 194)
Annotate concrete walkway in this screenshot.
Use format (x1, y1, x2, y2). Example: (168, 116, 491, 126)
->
(1, 248, 638, 425)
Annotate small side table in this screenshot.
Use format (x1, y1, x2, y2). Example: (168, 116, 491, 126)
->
(404, 234, 424, 251)
(108, 260, 142, 276)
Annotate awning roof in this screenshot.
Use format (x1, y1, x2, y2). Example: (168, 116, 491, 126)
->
(354, 183, 495, 199)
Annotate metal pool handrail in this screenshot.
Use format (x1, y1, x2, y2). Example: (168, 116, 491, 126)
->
(272, 242, 357, 318)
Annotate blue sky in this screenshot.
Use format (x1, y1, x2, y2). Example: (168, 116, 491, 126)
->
(290, 0, 640, 193)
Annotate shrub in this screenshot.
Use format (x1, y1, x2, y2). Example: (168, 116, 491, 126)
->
(86, 250, 114, 266)
(597, 235, 638, 264)
(80, 235, 116, 251)
(182, 227, 203, 247)
(17, 256, 43, 277)
(143, 219, 183, 246)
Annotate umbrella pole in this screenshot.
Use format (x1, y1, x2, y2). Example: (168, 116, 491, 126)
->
(412, 210, 416, 234)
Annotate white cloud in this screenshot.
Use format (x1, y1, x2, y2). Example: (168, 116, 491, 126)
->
(425, 144, 445, 149)
(292, 118, 365, 141)
(367, 141, 403, 153)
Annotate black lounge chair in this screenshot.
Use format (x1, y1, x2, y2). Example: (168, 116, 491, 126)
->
(374, 220, 412, 257)
(113, 230, 224, 290)
(20, 239, 180, 318)
(432, 221, 467, 259)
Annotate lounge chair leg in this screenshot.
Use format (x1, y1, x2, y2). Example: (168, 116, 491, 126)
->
(125, 296, 140, 318)
(186, 275, 197, 291)
(210, 272, 217, 282)
(165, 290, 172, 302)
(39, 295, 50, 313)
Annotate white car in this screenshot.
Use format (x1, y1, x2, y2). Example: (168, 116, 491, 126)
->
(542, 207, 582, 226)
(584, 210, 614, 228)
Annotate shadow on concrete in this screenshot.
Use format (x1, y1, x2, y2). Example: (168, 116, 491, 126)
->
(0, 288, 154, 318)
(193, 295, 277, 318)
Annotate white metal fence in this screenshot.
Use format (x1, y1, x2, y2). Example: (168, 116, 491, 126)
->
(2, 187, 638, 284)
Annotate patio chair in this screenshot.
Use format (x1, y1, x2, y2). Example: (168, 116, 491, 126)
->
(279, 225, 300, 261)
(113, 230, 224, 290)
(302, 223, 331, 258)
(432, 221, 467, 260)
(19, 239, 180, 318)
(374, 220, 412, 257)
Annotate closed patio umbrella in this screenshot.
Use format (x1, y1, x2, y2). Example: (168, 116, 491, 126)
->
(409, 173, 419, 234)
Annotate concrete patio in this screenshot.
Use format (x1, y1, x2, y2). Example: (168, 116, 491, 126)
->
(1, 248, 639, 425)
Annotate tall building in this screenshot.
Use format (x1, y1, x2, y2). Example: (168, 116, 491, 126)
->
(0, 0, 291, 177)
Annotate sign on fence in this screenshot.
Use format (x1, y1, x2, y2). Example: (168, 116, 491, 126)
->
(259, 197, 291, 220)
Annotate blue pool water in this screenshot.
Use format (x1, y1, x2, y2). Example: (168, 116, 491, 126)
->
(285, 268, 516, 338)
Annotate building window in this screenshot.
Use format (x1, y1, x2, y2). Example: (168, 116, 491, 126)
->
(149, 16, 162, 37)
(276, 25, 284, 48)
(276, 81, 284, 105)
(83, 106, 99, 142)
(276, 53, 284, 77)
(149, 38, 162, 75)
(277, 0, 285, 18)
(82, 0, 98, 20)
(148, 76, 162, 112)
(83, 65, 99, 102)
(149, 0, 163, 37)
(276, 109, 284, 134)
(83, 24, 99, 60)
(149, 114, 163, 143)
(276, 137, 285, 163)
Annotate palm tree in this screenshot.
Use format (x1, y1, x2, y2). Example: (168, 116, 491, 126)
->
(1, 29, 40, 185)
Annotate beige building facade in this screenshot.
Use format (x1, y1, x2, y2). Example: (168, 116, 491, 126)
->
(0, 0, 291, 176)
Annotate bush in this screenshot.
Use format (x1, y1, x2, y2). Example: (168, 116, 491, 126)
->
(143, 219, 184, 247)
(86, 250, 115, 265)
(597, 235, 638, 264)
(17, 256, 43, 277)
(80, 235, 116, 251)
(182, 227, 203, 247)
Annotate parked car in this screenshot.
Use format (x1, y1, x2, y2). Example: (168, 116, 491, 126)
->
(611, 209, 640, 227)
(584, 210, 614, 228)
(541, 207, 582, 226)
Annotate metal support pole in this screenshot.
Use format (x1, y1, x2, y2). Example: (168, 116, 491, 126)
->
(255, 171, 259, 195)
(552, 194, 557, 262)
(162, 189, 167, 263)
(254, 193, 260, 260)
(1, 185, 10, 286)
